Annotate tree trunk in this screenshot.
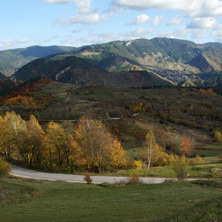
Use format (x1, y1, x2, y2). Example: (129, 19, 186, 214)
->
(148, 161, 150, 169)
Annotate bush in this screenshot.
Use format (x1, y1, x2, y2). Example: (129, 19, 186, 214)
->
(132, 160, 143, 169)
(211, 168, 222, 178)
(0, 158, 11, 177)
(84, 174, 92, 184)
(173, 156, 187, 180)
(128, 170, 141, 185)
(214, 130, 222, 143)
(188, 155, 204, 164)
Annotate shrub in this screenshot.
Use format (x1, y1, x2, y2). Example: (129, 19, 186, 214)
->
(84, 174, 92, 184)
(188, 155, 204, 164)
(214, 130, 222, 144)
(0, 158, 11, 177)
(173, 155, 187, 180)
(211, 168, 222, 178)
(128, 170, 141, 185)
(132, 160, 143, 169)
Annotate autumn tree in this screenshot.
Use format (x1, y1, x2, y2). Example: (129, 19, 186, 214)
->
(3, 112, 27, 160)
(178, 137, 192, 156)
(214, 130, 222, 144)
(0, 116, 8, 153)
(139, 130, 156, 169)
(61, 121, 81, 167)
(26, 115, 45, 165)
(44, 122, 66, 167)
(74, 116, 127, 173)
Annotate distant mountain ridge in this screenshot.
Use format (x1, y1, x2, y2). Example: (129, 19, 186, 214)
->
(2, 38, 222, 82)
(0, 45, 75, 76)
(70, 38, 222, 76)
(13, 56, 172, 87)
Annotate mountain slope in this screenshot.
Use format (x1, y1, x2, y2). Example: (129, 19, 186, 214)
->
(0, 79, 17, 96)
(3, 37, 222, 81)
(178, 76, 222, 91)
(13, 56, 172, 87)
(0, 45, 74, 76)
(0, 72, 6, 79)
(72, 38, 222, 75)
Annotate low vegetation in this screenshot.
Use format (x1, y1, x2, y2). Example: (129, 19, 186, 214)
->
(0, 177, 222, 222)
(0, 158, 11, 177)
(0, 178, 40, 206)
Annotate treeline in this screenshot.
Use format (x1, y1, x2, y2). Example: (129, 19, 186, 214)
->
(0, 112, 204, 174)
(0, 78, 51, 106)
(0, 112, 128, 173)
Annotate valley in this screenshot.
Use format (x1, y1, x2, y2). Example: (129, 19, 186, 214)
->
(0, 37, 222, 222)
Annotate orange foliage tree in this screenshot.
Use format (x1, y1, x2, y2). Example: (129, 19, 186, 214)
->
(178, 137, 192, 156)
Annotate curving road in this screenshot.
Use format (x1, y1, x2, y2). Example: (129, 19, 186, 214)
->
(11, 165, 173, 184)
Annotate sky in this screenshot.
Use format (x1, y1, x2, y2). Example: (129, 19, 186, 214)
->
(1, 0, 222, 50)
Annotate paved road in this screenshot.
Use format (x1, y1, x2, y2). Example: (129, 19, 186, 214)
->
(11, 165, 173, 184)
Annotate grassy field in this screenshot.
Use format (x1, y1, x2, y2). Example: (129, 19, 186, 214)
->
(116, 143, 222, 179)
(0, 177, 222, 222)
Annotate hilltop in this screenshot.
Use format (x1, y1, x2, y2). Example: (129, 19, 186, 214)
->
(0, 45, 74, 76)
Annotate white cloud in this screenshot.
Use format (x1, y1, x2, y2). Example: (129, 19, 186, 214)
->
(173, 27, 188, 38)
(122, 28, 153, 39)
(81, 32, 120, 44)
(167, 16, 182, 26)
(44, 0, 74, 3)
(191, 29, 208, 39)
(44, 0, 91, 12)
(81, 28, 153, 45)
(112, 0, 194, 11)
(187, 17, 217, 29)
(186, 0, 222, 18)
(2, 38, 30, 46)
(68, 11, 112, 25)
(132, 14, 150, 25)
(46, 0, 115, 25)
(112, 0, 222, 18)
(152, 16, 163, 26)
(158, 27, 188, 39)
(72, 28, 81, 33)
(211, 24, 222, 41)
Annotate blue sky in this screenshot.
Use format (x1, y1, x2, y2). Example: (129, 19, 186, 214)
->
(1, 0, 222, 50)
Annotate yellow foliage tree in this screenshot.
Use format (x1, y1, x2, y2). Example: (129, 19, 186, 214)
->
(74, 116, 127, 173)
(139, 130, 156, 169)
(26, 115, 45, 165)
(3, 112, 27, 160)
(44, 122, 66, 167)
(214, 131, 222, 144)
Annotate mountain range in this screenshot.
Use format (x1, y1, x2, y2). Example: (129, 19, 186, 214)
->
(71, 38, 222, 74)
(1, 38, 222, 79)
(13, 56, 171, 87)
(1, 37, 222, 87)
(0, 45, 74, 76)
